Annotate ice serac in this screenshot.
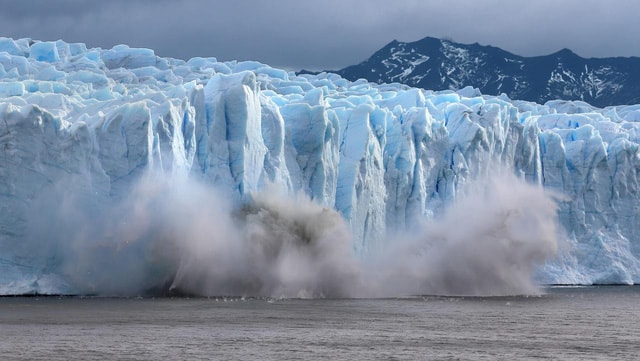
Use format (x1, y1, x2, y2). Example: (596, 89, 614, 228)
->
(201, 71, 267, 197)
(1, 38, 640, 294)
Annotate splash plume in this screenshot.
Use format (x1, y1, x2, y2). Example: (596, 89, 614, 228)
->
(23, 171, 560, 297)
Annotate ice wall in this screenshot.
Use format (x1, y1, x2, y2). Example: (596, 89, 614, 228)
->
(1, 38, 640, 294)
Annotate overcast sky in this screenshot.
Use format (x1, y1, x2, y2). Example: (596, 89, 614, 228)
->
(1, 0, 639, 71)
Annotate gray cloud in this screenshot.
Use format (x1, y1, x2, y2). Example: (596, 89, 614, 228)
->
(1, 0, 639, 70)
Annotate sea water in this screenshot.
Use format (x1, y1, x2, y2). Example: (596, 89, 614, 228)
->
(0, 286, 638, 360)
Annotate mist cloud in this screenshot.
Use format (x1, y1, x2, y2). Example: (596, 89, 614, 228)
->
(371, 171, 560, 296)
(23, 169, 561, 298)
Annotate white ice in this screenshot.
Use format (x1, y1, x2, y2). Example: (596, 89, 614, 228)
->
(1, 38, 640, 295)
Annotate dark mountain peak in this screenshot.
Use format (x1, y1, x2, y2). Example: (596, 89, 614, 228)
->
(552, 48, 578, 58)
(328, 36, 640, 107)
(419, 35, 442, 41)
(384, 39, 401, 48)
(413, 37, 518, 59)
(415, 36, 444, 45)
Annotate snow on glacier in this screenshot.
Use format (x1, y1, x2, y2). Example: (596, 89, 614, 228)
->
(1, 38, 640, 295)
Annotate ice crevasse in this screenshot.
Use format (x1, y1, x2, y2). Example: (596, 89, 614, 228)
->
(1, 38, 640, 294)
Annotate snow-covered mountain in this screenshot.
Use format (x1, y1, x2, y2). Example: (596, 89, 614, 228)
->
(1, 38, 640, 296)
(329, 37, 640, 107)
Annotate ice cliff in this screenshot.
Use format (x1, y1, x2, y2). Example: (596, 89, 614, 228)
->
(1, 38, 640, 295)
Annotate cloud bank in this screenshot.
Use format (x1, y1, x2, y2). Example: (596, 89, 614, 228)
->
(1, 0, 639, 70)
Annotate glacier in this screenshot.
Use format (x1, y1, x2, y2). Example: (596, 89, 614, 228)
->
(1, 38, 640, 296)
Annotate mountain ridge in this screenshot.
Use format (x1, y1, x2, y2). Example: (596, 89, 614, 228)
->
(315, 36, 640, 107)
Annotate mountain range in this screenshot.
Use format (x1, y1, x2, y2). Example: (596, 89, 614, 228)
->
(318, 37, 640, 107)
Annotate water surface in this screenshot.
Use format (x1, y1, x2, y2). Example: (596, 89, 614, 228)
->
(0, 286, 638, 360)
